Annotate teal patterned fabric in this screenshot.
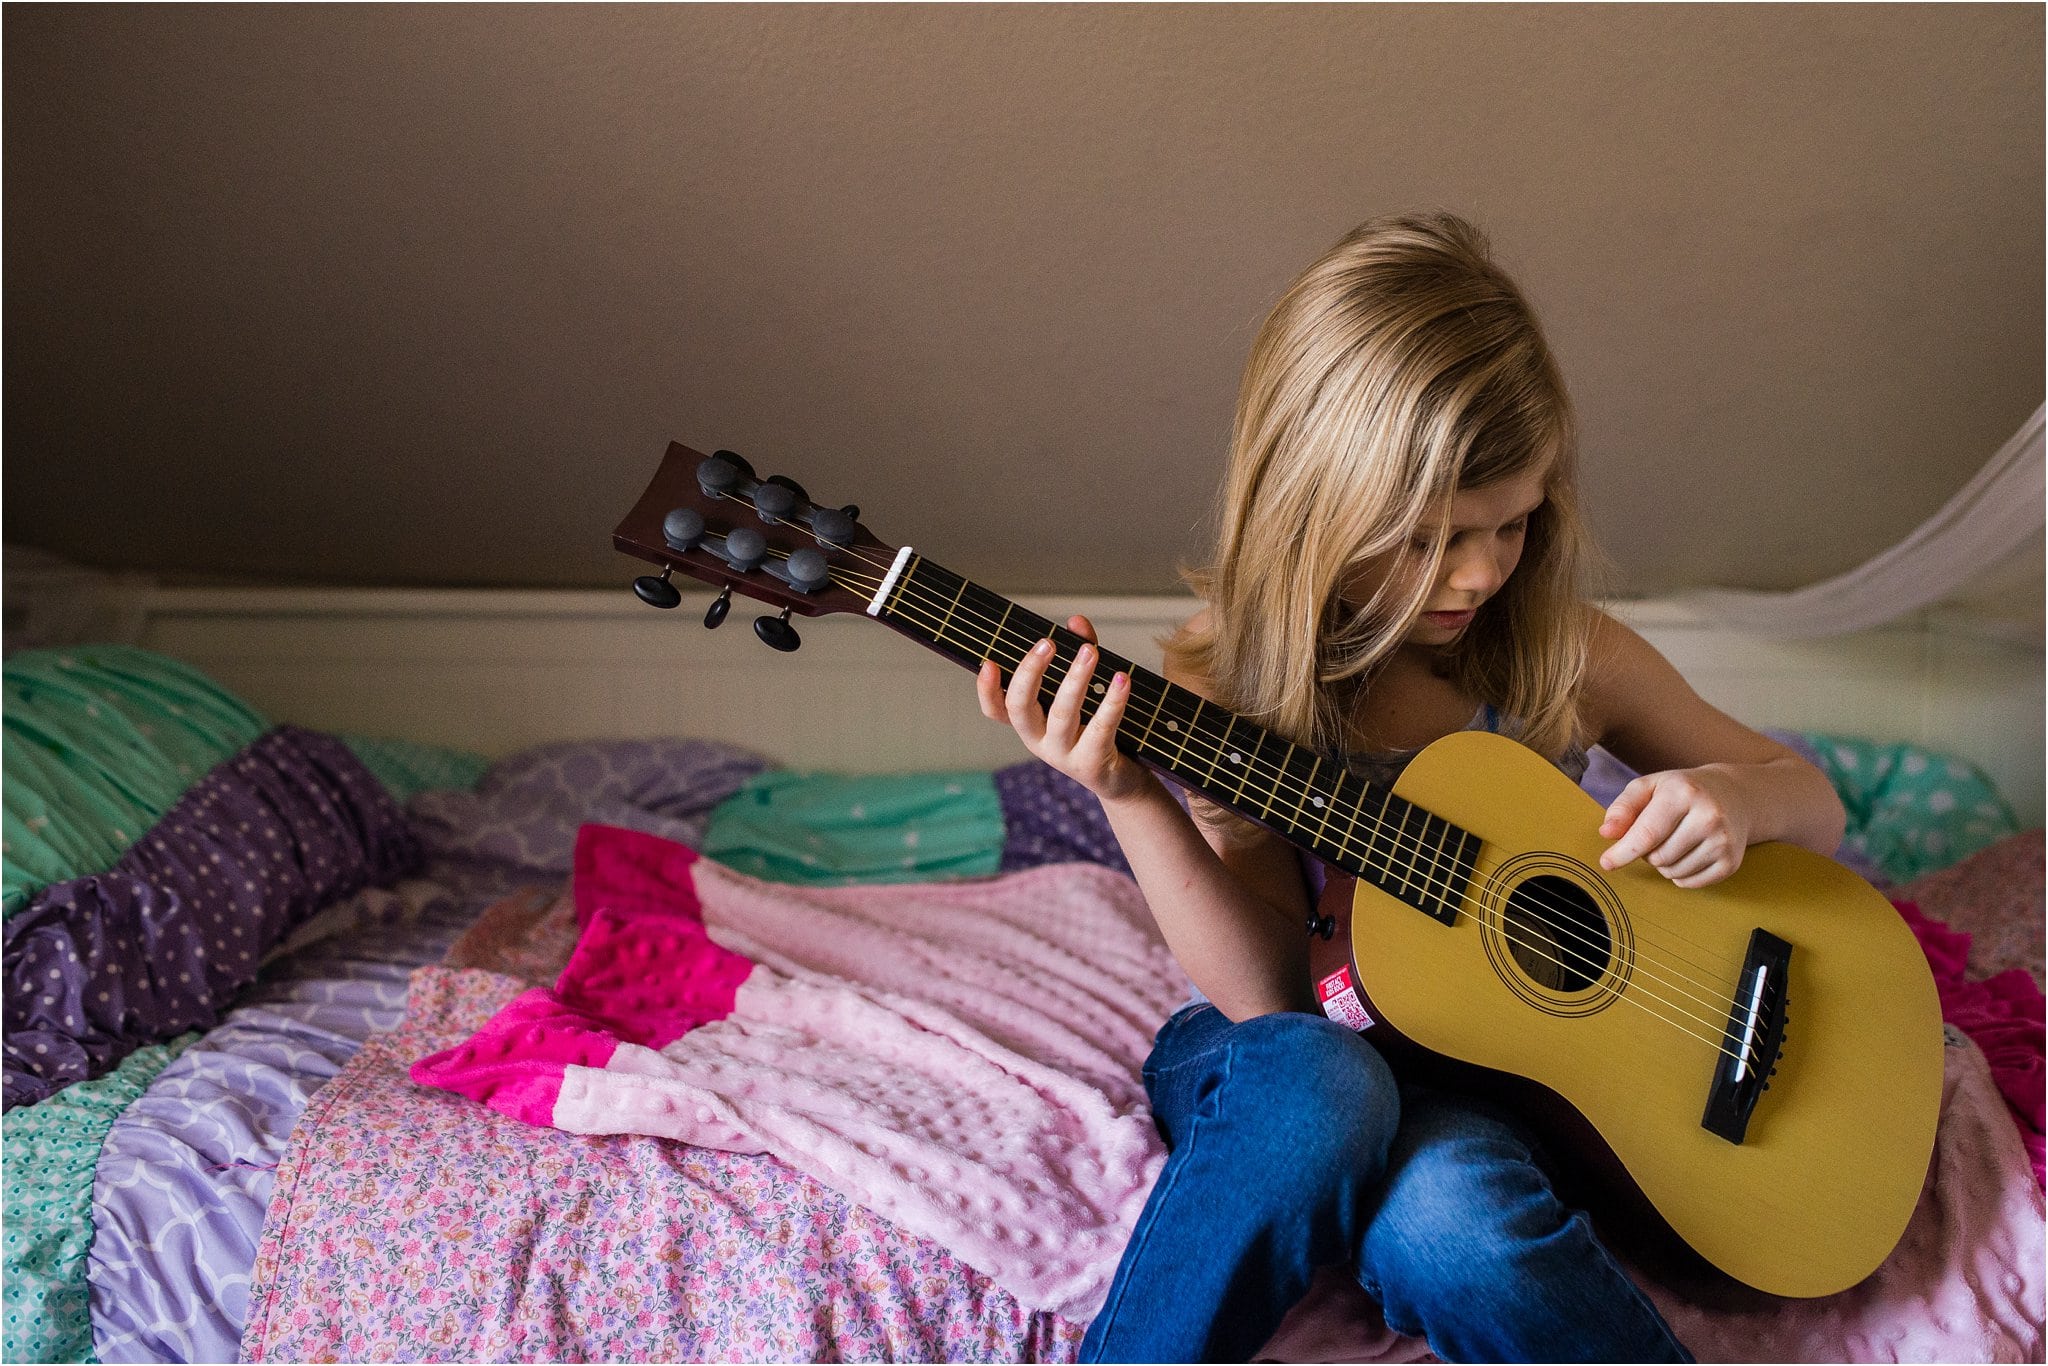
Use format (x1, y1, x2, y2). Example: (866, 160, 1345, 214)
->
(339, 734, 491, 803)
(2, 1033, 200, 1364)
(701, 769, 1004, 884)
(3, 648, 267, 918)
(1803, 732, 2020, 883)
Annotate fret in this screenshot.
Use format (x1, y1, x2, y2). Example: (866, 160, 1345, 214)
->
(1309, 755, 1339, 859)
(1136, 675, 1167, 754)
(1250, 732, 1292, 822)
(1179, 696, 1205, 775)
(1401, 804, 1430, 912)
(989, 599, 1014, 663)
(1415, 811, 1449, 922)
(872, 551, 1486, 923)
(936, 575, 969, 645)
(1429, 814, 1460, 919)
(1218, 714, 1250, 806)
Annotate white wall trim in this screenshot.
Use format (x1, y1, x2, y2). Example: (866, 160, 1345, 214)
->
(133, 586, 2044, 824)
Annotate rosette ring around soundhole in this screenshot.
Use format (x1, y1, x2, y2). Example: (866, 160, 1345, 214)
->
(1477, 852, 1633, 1017)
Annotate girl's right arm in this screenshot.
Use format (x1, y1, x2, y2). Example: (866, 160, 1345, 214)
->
(975, 614, 1316, 1021)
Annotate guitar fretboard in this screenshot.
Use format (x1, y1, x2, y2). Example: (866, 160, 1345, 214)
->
(874, 553, 1478, 923)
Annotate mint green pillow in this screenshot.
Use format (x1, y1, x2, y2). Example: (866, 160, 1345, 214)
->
(339, 734, 491, 803)
(3, 648, 266, 918)
(702, 769, 1003, 884)
(1804, 733, 2020, 883)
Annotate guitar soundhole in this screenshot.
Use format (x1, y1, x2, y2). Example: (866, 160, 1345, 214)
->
(1502, 874, 1611, 993)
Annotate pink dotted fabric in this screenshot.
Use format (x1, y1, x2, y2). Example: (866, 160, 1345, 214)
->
(411, 824, 1185, 1320)
(241, 965, 1086, 1363)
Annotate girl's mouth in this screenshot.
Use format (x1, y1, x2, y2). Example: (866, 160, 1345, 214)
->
(1422, 609, 1475, 629)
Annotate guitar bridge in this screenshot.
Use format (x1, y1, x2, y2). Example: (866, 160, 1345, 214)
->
(1701, 929, 1792, 1144)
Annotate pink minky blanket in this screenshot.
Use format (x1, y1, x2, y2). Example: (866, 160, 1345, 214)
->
(411, 824, 1188, 1321)
(242, 963, 1084, 1363)
(251, 824, 2043, 1362)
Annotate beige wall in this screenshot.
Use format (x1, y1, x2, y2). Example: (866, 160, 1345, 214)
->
(5, 4, 2042, 605)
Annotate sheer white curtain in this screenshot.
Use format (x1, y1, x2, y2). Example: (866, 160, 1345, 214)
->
(1681, 405, 2045, 639)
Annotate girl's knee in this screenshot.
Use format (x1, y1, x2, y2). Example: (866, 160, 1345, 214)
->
(1211, 1012, 1400, 1168)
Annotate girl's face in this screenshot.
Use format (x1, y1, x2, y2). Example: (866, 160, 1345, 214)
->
(1339, 468, 1549, 649)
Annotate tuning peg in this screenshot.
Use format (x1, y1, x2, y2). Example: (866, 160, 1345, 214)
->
(753, 480, 801, 525)
(754, 607, 801, 652)
(720, 526, 766, 573)
(662, 508, 706, 551)
(810, 506, 855, 547)
(703, 586, 732, 629)
(632, 569, 682, 610)
(698, 450, 754, 496)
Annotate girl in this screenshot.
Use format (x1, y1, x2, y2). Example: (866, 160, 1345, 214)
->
(974, 212, 1845, 1363)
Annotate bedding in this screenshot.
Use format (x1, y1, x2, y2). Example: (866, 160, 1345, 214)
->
(0, 643, 2039, 1364)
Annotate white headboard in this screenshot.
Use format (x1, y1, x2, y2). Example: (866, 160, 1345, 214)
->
(133, 586, 2044, 826)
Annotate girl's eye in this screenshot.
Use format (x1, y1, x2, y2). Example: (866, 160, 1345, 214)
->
(1502, 520, 1528, 537)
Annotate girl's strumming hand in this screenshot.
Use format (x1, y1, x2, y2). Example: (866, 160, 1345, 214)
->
(976, 614, 1159, 806)
(1596, 765, 1754, 889)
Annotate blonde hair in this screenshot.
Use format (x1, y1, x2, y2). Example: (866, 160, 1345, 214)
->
(1167, 211, 1599, 799)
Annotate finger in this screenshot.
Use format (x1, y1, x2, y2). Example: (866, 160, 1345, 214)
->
(1654, 834, 1723, 882)
(1006, 638, 1054, 740)
(1044, 642, 1097, 742)
(1672, 850, 1743, 890)
(1076, 668, 1131, 760)
(1644, 805, 1726, 870)
(1068, 614, 1099, 646)
(1598, 784, 1687, 870)
(1598, 778, 1654, 839)
(976, 659, 1007, 721)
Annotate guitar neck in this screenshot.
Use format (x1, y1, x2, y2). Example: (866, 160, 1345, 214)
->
(870, 551, 1478, 918)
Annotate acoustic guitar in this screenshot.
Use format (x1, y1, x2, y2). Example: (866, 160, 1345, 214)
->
(614, 441, 1943, 1300)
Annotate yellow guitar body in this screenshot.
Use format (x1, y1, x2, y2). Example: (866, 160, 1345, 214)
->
(1344, 729, 1943, 1299)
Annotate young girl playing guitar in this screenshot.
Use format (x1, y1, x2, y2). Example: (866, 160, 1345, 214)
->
(975, 212, 1847, 1363)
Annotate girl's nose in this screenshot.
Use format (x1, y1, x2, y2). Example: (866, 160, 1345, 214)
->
(1444, 545, 1505, 595)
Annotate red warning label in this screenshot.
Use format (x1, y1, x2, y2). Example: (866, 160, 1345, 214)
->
(1316, 965, 1375, 1033)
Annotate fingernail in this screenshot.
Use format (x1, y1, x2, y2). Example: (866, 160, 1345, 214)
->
(1032, 639, 1051, 656)
(1112, 671, 1128, 688)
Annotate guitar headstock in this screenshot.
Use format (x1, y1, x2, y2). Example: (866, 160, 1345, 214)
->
(613, 442, 898, 649)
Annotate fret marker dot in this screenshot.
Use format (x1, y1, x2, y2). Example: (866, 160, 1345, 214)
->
(1227, 752, 1243, 765)
(1091, 683, 1105, 696)
(1311, 796, 1325, 808)
(1165, 720, 1181, 732)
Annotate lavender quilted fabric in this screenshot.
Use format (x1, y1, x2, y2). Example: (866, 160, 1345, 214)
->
(85, 740, 768, 1362)
(3, 727, 419, 1110)
(407, 738, 766, 891)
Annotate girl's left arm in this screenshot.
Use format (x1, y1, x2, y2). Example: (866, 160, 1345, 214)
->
(1582, 611, 1847, 889)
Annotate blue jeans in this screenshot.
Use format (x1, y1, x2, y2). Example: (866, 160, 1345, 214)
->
(1080, 1005, 1692, 1364)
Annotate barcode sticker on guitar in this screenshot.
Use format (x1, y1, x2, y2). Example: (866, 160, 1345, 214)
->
(1317, 966, 1374, 1033)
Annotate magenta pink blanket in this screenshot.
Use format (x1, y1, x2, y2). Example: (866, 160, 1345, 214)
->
(411, 824, 1188, 1321)
(1895, 899, 2045, 1182)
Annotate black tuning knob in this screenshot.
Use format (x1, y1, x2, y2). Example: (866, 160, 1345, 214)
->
(1306, 912, 1336, 941)
(753, 481, 801, 525)
(754, 607, 801, 652)
(703, 586, 732, 629)
(721, 526, 767, 573)
(632, 570, 681, 610)
(698, 450, 755, 496)
(662, 508, 706, 551)
(810, 506, 855, 547)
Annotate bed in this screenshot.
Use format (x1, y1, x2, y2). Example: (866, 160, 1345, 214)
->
(3, 638, 2042, 1364)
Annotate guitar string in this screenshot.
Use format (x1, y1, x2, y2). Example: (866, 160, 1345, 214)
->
(669, 516, 1761, 1066)
(774, 538, 1753, 1042)
(718, 531, 1758, 1060)
(817, 550, 1767, 1061)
